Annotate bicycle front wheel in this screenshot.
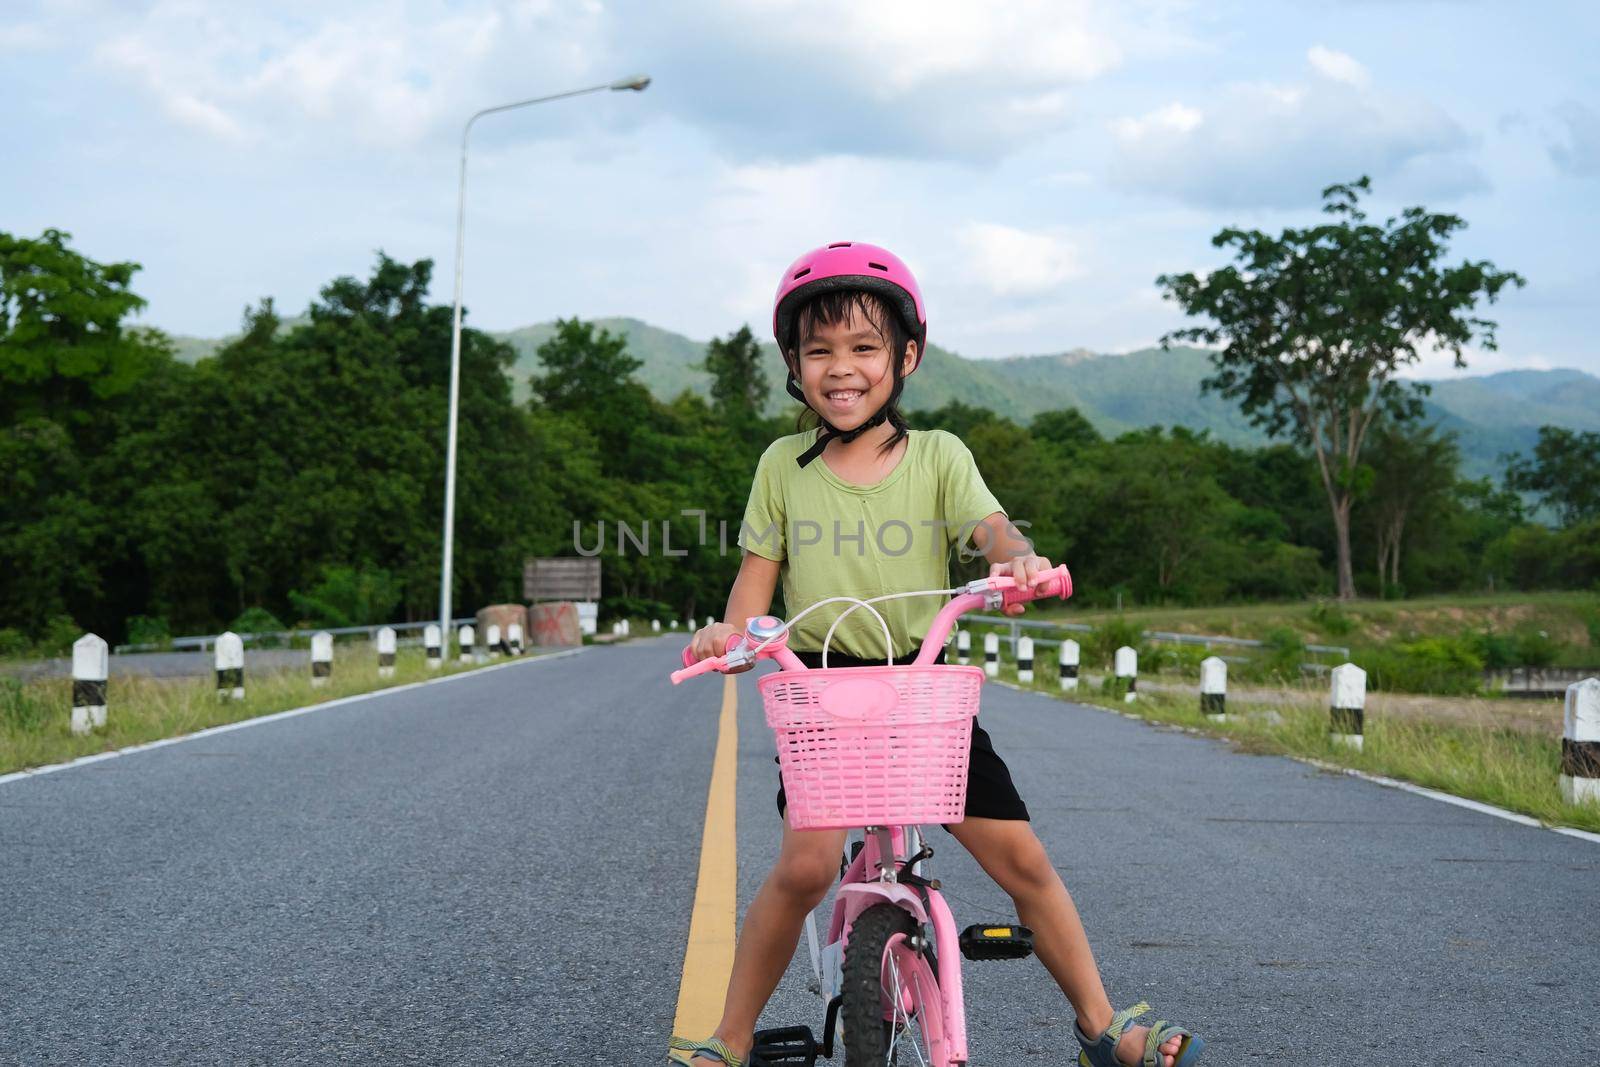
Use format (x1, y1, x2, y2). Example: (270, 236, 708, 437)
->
(840, 903, 949, 1066)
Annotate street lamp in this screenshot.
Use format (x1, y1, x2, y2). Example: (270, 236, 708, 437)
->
(438, 75, 650, 646)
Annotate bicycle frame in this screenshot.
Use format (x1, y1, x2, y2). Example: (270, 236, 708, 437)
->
(815, 822, 969, 1064)
(671, 565, 1073, 1066)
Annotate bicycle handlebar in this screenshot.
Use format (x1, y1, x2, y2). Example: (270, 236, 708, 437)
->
(670, 564, 1073, 684)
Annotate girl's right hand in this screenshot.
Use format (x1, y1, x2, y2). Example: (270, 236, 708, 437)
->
(690, 621, 753, 673)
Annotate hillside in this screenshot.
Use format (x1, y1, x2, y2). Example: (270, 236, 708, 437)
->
(168, 316, 1598, 478)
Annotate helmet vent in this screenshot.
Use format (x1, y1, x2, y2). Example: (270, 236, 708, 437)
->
(827, 241, 852, 248)
(792, 266, 812, 280)
(867, 261, 889, 271)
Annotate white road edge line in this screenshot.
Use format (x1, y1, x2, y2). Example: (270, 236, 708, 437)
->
(0, 647, 589, 788)
(993, 679, 1600, 848)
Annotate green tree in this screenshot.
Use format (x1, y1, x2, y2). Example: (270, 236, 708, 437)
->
(289, 565, 403, 628)
(1364, 421, 1460, 594)
(1030, 408, 1103, 457)
(1504, 426, 1600, 527)
(907, 400, 1000, 440)
(700, 325, 769, 426)
(1157, 176, 1524, 599)
(0, 229, 170, 428)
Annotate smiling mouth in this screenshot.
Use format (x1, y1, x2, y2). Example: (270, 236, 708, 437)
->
(824, 389, 864, 407)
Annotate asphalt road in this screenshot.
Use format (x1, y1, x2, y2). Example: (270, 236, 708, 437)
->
(2, 637, 1595, 1064)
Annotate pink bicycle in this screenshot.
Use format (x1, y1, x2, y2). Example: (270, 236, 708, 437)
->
(671, 565, 1073, 1066)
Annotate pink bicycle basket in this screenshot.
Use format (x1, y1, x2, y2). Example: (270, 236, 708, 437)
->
(759, 663, 985, 831)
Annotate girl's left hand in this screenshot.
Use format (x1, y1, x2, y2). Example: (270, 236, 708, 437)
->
(990, 555, 1055, 616)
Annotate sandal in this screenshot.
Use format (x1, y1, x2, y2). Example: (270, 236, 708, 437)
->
(668, 1035, 746, 1066)
(1074, 1001, 1204, 1067)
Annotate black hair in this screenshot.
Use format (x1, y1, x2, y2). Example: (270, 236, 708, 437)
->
(780, 288, 913, 457)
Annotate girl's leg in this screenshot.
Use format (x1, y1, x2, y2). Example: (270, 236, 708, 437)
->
(688, 821, 847, 1065)
(946, 817, 1185, 1067)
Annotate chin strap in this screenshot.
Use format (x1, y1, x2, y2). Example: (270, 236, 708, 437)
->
(788, 375, 904, 468)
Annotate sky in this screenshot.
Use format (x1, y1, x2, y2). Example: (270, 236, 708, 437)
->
(5, 0, 1598, 378)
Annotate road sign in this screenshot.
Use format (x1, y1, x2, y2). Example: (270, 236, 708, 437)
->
(524, 557, 601, 602)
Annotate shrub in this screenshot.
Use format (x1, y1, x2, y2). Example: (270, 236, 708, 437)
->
(124, 615, 172, 648)
(1471, 626, 1566, 669)
(0, 628, 29, 658)
(288, 564, 402, 629)
(231, 607, 287, 647)
(1088, 616, 1143, 669)
(1511, 627, 1563, 668)
(0, 677, 50, 731)
(1366, 635, 1483, 695)
(1584, 599, 1600, 650)
(1470, 629, 1518, 670)
(34, 615, 81, 657)
(1260, 626, 1306, 680)
(1308, 600, 1355, 637)
(1144, 642, 1209, 676)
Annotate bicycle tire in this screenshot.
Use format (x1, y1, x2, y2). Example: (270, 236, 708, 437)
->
(839, 903, 947, 1066)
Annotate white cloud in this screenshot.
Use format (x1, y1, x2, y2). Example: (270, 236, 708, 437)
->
(1307, 45, 1370, 88)
(97, 32, 246, 141)
(604, 0, 1203, 161)
(1106, 51, 1484, 208)
(1396, 339, 1552, 380)
(959, 223, 1084, 297)
(88, 0, 609, 149)
(1549, 100, 1600, 178)
(1112, 102, 1204, 141)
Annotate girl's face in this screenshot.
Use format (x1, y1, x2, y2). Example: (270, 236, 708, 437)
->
(792, 304, 916, 432)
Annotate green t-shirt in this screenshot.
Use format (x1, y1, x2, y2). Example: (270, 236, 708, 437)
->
(738, 428, 1004, 660)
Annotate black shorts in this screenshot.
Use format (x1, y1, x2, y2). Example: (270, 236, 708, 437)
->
(774, 644, 1031, 827)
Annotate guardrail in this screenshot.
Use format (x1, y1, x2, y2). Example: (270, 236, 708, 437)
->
(114, 618, 478, 655)
(963, 614, 1349, 663)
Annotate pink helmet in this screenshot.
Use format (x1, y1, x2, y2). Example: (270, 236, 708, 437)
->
(772, 241, 927, 373)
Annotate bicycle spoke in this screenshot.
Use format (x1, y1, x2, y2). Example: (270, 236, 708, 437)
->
(880, 949, 931, 1067)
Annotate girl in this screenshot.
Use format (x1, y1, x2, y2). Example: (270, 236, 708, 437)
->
(670, 242, 1203, 1067)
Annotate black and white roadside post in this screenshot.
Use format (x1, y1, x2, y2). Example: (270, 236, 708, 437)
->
(652, 619, 661, 633)
(71, 633, 107, 735)
(704, 616, 714, 629)
(1114, 646, 1138, 703)
(486, 624, 502, 659)
(1059, 639, 1080, 692)
(425, 624, 442, 669)
(508, 622, 524, 656)
(1330, 662, 1366, 750)
(983, 633, 999, 678)
(670, 619, 679, 631)
(1017, 636, 1034, 684)
(215, 631, 244, 700)
(957, 630, 971, 665)
(1201, 656, 1227, 721)
(377, 626, 397, 679)
(458, 624, 475, 664)
(1560, 677, 1600, 806)
(311, 631, 333, 688)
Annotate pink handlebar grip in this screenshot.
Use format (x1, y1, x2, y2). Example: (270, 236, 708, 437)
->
(673, 632, 746, 683)
(1000, 564, 1073, 607)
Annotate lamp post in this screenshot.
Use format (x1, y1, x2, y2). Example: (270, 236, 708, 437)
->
(438, 75, 650, 648)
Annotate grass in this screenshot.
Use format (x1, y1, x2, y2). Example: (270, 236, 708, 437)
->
(1031, 590, 1600, 664)
(986, 655, 1600, 835)
(0, 644, 545, 777)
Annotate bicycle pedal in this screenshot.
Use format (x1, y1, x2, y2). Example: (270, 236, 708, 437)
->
(750, 1024, 820, 1066)
(959, 923, 1035, 961)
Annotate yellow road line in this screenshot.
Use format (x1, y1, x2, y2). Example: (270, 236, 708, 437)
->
(670, 674, 739, 1047)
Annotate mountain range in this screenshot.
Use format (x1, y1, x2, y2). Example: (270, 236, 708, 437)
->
(169, 317, 1600, 479)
